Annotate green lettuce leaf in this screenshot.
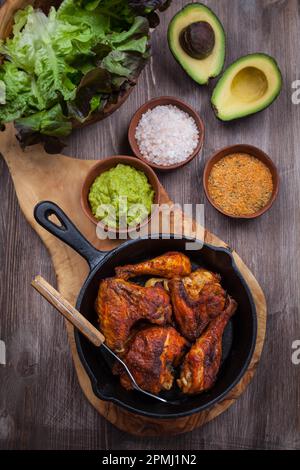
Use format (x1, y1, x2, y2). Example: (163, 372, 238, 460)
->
(15, 103, 72, 153)
(0, 62, 34, 122)
(72, 0, 136, 29)
(99, 16, 149, 77)
(57, 0, 110, 39)
(109, 16, 149, 47)
(0, 0, 170, 150)
(68, 67, 112, 121)
(15, 104, 72, 138)
(101, 50, 149, 78)
(0, 6, 95, 106)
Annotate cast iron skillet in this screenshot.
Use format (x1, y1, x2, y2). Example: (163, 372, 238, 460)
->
(34, 201, 257, 419)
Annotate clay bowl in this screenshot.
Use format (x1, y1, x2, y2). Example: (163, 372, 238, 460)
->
(81, 156, 161, 234)
(203, 144, 279, 219)
(128, 96, 205, 171)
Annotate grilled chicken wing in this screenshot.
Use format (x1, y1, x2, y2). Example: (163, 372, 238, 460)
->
(177, 297, 237, 394)
(168, 269, 227, 341)
(115, 252, 191, 280)
(115, 326, 187, 394)
(96, 278, 172, 353)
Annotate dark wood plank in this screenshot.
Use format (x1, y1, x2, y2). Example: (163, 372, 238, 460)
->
(1, 0, 300, 450)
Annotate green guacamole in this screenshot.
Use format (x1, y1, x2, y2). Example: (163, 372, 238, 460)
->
(88, 164, 155, 228)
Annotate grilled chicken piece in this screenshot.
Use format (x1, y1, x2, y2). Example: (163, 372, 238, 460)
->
(177, 297, 237, 395)
(168, 268, 227, 341)
(96, 278, 172, 354)
(115, 326, 187, 394)
(115, 252, 192, 280)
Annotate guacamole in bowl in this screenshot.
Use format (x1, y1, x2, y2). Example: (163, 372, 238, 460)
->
(88, 163, 155, 229)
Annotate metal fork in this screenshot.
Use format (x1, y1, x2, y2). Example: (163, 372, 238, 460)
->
(31, 275, 173, 404)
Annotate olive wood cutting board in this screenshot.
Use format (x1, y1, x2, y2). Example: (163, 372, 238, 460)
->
(0, 123, 267, 436)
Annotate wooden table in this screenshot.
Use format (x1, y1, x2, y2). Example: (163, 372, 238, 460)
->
(0, 0, 299, 450)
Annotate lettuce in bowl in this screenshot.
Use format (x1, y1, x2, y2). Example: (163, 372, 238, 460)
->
(0, 0, 170, 152)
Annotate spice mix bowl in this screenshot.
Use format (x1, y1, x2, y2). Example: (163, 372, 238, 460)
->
(81, 156, 161, 234)
(128, 96, 205, 171)
(203, 145, 279, 219)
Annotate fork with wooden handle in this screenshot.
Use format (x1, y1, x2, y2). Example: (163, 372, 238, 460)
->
(31, 275, 171, 404)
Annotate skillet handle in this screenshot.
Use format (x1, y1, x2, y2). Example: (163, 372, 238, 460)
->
(34, 201, 105, 271)
(31, 276, 105, 347)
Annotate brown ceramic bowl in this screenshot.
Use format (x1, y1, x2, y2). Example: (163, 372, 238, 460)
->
(128, 96, 205, 171)
(81, 156, 161, 233)
(203, 144, 279, 219)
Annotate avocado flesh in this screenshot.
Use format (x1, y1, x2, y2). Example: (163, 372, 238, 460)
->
(211, 54, 282, 121)
(168, 3, 226, 85)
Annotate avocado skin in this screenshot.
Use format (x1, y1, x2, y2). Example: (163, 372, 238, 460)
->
(168, 3, 226, 85)
(211, 53, 283, 121)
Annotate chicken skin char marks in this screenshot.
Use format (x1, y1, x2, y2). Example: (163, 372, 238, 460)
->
(177, 297, 237, 395)
(96, 278, 172, 354)
(115, 252, 192, 280)
(168, 269, 227, 341)
(114, 326, 187, 394)
(96, 252, 238, 397)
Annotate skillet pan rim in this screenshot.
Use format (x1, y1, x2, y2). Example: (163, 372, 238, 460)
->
(74, 235, 258, 419)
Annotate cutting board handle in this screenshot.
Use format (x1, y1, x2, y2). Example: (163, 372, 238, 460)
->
(34, 201, 106, 271)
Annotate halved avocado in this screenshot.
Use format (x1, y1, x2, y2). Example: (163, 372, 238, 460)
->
(211, 53, 282, 121)
(168, 3, 225, 85)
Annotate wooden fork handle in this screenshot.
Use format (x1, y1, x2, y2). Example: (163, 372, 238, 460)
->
(31, 275, 105, 347)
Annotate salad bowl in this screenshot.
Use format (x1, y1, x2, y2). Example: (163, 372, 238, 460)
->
(0, 0, 170, 151)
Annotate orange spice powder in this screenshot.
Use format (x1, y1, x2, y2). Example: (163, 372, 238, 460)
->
(207, 153, 274, 216)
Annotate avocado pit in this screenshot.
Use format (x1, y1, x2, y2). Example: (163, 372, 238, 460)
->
(168, 4, 226, 84)
(179, 21, 215, 60)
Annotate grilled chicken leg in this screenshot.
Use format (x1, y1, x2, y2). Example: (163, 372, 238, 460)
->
(115, 326, 187, 394)
(115, 252, 191, 280)
(168, 268, 227, 341)
(96, 278, 172, 353)
(177, 297, 237, 395)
